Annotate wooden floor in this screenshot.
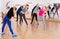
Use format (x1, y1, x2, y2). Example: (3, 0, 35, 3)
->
(0, 16, 60, 39)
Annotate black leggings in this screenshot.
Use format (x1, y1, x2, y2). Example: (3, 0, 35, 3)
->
(20, 13, 28, 25)
(47, 11, 51, 18)
(16, 12, 20, 21)
(30, 13, 37, 24)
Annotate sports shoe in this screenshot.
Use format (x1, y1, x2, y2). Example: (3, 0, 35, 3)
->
(12, 34, 17, 38)
(1, 32, 5, 36)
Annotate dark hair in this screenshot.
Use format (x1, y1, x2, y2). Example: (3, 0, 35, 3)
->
(38, 7, 41, 9)
(7, 6, 10, 9)
(13, 7, 17, 10)
(48, 5, 51, 9)
(26, 4, 29, 9)
(22, 6, 23, 8)
(26, 4, 29, 6)
(54, 4, 56, 7)
(15, 7, 17, 10)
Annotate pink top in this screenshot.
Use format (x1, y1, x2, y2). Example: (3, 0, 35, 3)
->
(38, 9, 45, 16)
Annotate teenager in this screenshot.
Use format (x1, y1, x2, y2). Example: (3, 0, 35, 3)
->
(1, 1, 10, 23)
(20, 4, 29, 25)
(47, 5, 51, 18)
(50, 4, 59, 18)
(16, 6, 23, 22)
(1, 7, 17, 38)
(51, 4, 57, 18)
(37, 6, 46, 30)
(31, 5, 37, 17)
(30, 4, 39, 24)
(55, 5, 59, 18)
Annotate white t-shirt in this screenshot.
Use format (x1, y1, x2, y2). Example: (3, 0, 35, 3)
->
(33, 7, 38, 14)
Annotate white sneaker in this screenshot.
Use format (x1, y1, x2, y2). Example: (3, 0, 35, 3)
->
(12, 34, 17, 38)
(1, 32, 5, 36)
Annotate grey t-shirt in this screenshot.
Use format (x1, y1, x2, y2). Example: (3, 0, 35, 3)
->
(21, 8, 27, 14)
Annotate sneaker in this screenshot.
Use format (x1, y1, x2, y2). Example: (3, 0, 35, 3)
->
(44, 26, 46, 30)
(12, 34, 17, 38)
(1, 32, 5, 36)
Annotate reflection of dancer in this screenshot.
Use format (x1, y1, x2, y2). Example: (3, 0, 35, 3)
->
(51, 6, 56, 18)
(1, 7, 17, 38)
(37, 6, 46, 30)
(54, 5, 59, 18)
(55, 5, 59, 17)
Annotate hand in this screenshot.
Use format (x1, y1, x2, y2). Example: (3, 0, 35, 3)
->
(6, 1, 10, 9)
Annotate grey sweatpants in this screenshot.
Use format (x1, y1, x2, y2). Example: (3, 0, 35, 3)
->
(37, 15, 46, 30)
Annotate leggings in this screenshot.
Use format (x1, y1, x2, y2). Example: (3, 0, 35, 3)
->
(47, 11, 51, 18)
(30, 13, 37, 24)
(37, 15, 46, 30)
(2, 16, 14, 35)
(16, 12, 20, 21)
(20, 13, 28, 25)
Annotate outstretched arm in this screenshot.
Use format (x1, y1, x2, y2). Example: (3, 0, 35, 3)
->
(15, 4, 21, 6)
(6, 1, 10, 9)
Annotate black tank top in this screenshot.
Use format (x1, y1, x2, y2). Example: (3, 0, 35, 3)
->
(6, 7, 14, 19)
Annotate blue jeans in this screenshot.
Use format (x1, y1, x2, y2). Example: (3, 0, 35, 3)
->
(2, 16, 14, 35)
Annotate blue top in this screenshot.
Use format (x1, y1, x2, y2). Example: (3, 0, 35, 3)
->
(17, 6, 23, 13)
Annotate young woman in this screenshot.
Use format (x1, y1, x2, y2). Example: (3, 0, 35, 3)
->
(47, 5, 51, 18)
(54, 5, 59, 18)
(51, 4, 59, 19)
(16, 6, 23, 22)
(1, 7, 17, 38)
(20, 4, 29, 25)
(30, 4, 39, 24)
(37, 6, 46, 30)
(1, 1, 10, 23)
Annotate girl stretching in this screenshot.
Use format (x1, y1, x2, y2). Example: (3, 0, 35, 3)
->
(1, 7, 17, 38)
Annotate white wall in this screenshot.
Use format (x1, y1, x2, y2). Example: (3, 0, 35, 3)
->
(0, 0, 1, 12)
(0, 0, 60, 13)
